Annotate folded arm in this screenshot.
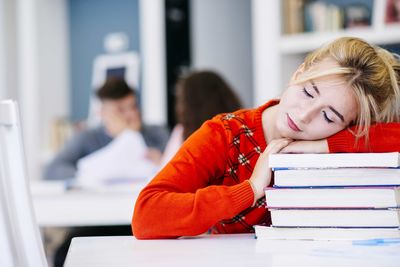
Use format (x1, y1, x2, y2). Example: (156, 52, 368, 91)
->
(328, 123, 400, 152)
(132, 120, 254, 239)
(280, 123, 400, 153)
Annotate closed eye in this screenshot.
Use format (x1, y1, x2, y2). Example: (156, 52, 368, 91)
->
(302, 88, 313, 98)
(322, 111, 334, 123)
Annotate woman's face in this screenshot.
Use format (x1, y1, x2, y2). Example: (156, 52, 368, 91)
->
(276, 59, 358, 140)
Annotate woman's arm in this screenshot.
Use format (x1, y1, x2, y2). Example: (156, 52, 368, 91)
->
(328, 123, 400, 153)
(132, 119, 254, 239)
(280, 123, 400, 153)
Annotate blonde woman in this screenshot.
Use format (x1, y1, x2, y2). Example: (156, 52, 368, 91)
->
(133, 37, 400, 239)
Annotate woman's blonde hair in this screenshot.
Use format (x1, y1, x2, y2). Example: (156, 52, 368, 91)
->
(293, 37, 400, 140)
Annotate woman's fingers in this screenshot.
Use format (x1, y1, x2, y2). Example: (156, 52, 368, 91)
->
(249, 138, 293, 201)
(279, 139, 329, 154)
(264, 138, 292, 154)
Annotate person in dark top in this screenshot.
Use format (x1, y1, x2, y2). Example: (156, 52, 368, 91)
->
(44, 77, 168, 180)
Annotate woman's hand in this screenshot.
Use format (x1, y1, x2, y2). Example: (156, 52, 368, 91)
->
(249, 138, 292, 201)
(280, 139, 329, 154)
(104, 109, 142, 138)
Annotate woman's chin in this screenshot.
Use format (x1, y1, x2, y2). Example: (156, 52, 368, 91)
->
(276, 125, 300, 140)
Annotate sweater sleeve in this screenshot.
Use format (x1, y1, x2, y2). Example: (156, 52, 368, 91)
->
(327, 122, 400, 153)
(132, 119, 254, 239)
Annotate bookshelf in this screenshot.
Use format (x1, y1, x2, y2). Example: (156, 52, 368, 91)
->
(251, 0, 400, 107)
(280, 25, 400, 54)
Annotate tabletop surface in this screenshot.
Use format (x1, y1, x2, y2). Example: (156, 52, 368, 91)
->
(64, 234, 400, 267)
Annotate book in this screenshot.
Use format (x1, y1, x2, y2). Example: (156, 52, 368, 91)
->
(0, 100, 47, 266)
(265, 187, 400, 208)
(385, 0, 400, 24)
(269, 152, 400, 169)
(254, 225, 400, 240)
(269, 208, 400, 228)
(283, 0, 305, 34)
(273, 167, 400, 187)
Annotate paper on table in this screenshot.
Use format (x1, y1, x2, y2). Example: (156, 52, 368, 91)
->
(76, 130, 158, 186)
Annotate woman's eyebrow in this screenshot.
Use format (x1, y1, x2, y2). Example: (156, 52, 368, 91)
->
(311, 80, 345, 122)
(310, 81, 320, 95)
(329, 106, 345, 122)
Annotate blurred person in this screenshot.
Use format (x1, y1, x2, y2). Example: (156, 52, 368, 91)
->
(44, 76, 168, 180)
(161, 70, 243, 166)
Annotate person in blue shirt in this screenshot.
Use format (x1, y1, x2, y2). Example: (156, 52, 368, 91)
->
(44, 77, 168, 180)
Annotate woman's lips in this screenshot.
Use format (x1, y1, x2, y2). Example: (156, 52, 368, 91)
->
(287, 114, 301, 132)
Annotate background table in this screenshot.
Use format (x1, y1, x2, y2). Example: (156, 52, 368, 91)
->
(31, 180, 145, 227)
(64, 234, 400, 267)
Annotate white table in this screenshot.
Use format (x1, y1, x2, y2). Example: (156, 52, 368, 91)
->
(64, 234, 400, 267)
(31, 181, 145, 227)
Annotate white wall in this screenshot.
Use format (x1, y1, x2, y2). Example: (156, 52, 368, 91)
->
(16, 0, 41, 182)
(190, 0, 253, 107)
(37, 0, 70, 155)
(0, 0, 18, 100)
(139, 0, 167, 125)
(0, 0, 6, 100)
(16, 0, 69, 180)
(251, 0, 281, 106)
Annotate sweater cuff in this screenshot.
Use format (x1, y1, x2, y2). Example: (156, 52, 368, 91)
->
(228, 180, 254, 213)
(327, 131, 352, 152)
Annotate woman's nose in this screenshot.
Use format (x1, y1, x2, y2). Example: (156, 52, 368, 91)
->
(298, 105, 318, 124)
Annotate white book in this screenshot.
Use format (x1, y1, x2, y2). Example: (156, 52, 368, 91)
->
(269, 152, 400, 169)
(274, 168, 400, 187)
(254, 225, 400, 240)
(270, 208, 400, 228)
(264, 187, 400, 208)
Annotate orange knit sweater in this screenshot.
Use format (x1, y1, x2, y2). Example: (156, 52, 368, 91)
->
(132, 100, 400, 239)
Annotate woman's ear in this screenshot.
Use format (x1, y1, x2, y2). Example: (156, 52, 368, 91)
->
(290, 63, 306, 82)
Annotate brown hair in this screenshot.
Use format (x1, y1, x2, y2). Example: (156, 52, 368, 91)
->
(96, 76, 136, 100)
(175, 70, 243, 139)
(293, 37, 400, 139)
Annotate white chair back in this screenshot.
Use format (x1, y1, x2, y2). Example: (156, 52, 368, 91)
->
(0, 100, 47, 267)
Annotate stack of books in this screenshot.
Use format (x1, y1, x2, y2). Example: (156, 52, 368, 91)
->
(255, 152, 400, 240)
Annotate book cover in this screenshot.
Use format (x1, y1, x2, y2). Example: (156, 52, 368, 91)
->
(273, 167, 400, 187)
(264, 187, 400, 208)
(269, 208, 400, 228)
(269, 152, 400, 169)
